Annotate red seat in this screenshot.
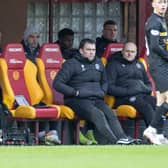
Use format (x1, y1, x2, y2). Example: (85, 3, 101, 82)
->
(102, 43, 124, 58)
(0, 43, 61, 144)
(139, 47, 156, 96)
(36, 43, 79, 144)
(101, 43, 124, 65)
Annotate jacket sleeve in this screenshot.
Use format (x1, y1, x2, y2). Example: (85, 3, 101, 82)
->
(148, 22, 168, 60)
(141, 63, 152, 94)
(106, 61, 131, 96)
(53, 60, 77, 96)
(96, 38, 105, 58)
(100, 67, 108, 94)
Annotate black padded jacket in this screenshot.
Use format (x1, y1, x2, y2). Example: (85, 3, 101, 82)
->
(53, 53, 107, 100)
(145, 13, 168, 68)
(106, 52, 152, 98)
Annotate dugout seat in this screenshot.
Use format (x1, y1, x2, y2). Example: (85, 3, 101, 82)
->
(36, 43, 79, 144)
(101, 43, 124, 66)
(0, 43, 61, 144)
(102, 43, 143, 138)
(138, 47, 156, 96)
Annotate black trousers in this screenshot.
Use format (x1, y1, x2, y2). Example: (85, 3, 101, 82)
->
(115, 94, 166, 129)
(65, 98, 127, 144)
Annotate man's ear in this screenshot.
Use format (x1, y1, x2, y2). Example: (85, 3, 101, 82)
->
(121, 49, 124, 55)
(79, 48, 83, 55)
(151, 1, 155, 9)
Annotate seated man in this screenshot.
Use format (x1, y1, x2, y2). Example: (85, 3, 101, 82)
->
(21, 25, 60, 145)
(21, 25, 41, 64)
(53, 38, 136, 145)
(55, 28, 78, 59)
(96, 20, 118, 58)
(106, 42, 168, 145)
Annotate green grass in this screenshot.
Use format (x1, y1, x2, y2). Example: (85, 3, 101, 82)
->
(0, 145, 167, 168)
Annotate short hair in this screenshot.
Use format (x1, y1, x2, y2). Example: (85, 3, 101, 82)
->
(58, 28, 74, 40)
(79, 38, 95, 49)
(103, 20, 117, 28)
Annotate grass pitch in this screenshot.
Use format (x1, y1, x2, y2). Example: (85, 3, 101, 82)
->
(0, 145, 167, 168)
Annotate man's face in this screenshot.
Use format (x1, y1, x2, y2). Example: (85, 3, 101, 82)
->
(79, 42, 96, 61)
(61, 35, 74, 49)
(152, 0, 168, 16)
(102, 24, 118, 41)
(122, 43, 137, 62)
(27, 32, 39, 48)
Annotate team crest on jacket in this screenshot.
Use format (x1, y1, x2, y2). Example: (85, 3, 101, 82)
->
(136, 63, 141, 69)
(150, 29, 159, 36)
(81, 64, 86, 71)
(95, 64, 100, 70)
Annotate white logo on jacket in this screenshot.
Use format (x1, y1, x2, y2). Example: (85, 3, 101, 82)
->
(81, 64, 86, 71)
(95, 64, 100, 70)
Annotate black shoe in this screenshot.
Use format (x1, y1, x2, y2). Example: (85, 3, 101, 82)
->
(133, 138, 142, 144)
(116, 137, 135, 145)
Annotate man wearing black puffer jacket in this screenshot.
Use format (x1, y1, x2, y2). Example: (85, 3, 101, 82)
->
(106, 42, 168, 145)
(53, 38, 136, 145)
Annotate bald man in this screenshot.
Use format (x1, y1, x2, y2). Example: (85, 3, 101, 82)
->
(106, 42, 168, 145)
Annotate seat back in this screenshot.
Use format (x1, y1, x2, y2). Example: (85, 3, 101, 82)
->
(101, 43, 124, 65)
(102, 42, 124, 58)
(0, 43, 44, 109)
(139, 47, 156, 96)
(37, 43, 64, 105)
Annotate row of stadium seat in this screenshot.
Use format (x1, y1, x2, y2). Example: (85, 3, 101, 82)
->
(0, 43, 79, 145)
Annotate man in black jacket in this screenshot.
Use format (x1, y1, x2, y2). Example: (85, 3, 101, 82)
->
(106, 42, 168, 145)
(96, 20, 118, 58)
(53, 38, 136, 145)
(145, 0, 168, 104)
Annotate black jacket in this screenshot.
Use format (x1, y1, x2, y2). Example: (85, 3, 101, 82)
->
(21, 40, 40, 64)
(53, 53, 107, 99)
(96, 36, 117, 58)
(145, 13, 168, 68)
(106, 52, 152, 98)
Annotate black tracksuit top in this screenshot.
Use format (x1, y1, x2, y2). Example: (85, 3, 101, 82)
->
(145, 13, 168, 67)
(53, 53, 107, 99)
(106, 52, 151, 98)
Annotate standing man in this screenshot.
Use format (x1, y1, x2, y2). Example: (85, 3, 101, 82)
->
(53, 38, 136, 145)
(96, 20, 118, 58)
(145, 0, 168, 105)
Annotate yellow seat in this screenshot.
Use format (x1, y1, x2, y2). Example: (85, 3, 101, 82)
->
(0, 43, 61, 144)
(36, 43, 79, 144)
(104, 95, 142, 138)
(36, 43, 75, 120)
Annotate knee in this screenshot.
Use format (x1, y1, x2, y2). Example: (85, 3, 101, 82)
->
(92, 110, 105, 122)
